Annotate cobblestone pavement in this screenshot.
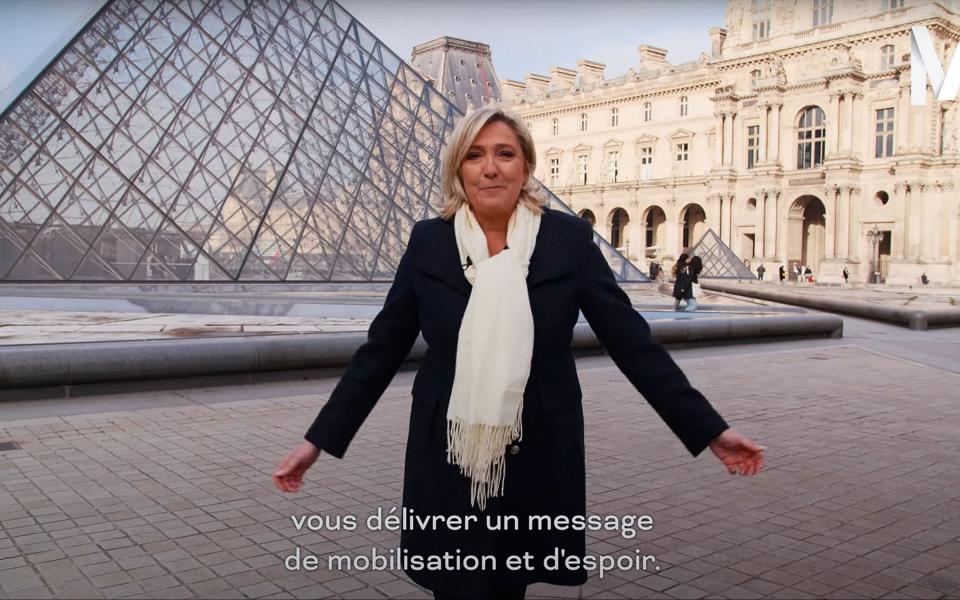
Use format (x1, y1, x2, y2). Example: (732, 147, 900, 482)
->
(1, 345, 959, 599)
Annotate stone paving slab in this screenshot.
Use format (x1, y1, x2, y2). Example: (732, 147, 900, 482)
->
(1, 345, 959, 599)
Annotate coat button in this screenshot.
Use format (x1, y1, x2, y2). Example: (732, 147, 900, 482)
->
(509, 445, 520, 455)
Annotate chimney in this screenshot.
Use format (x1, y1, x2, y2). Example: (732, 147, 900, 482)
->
(501, 79, 527, 105)
(637, 45, 668, 71)
(709, 27, 727, 58)
(550, 66, 577, 92)
(577, 60, 606, 88)
(524, 73, 550, 99)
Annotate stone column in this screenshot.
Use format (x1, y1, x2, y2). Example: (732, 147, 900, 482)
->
(716, 193, 725, 241)
(759, 104, 769, 163)
(847, 185, 860, 259)
(713, 111, 725, 167)
(847, 92, 861, 158)
(828, 92, 841, 157)
(837, 185, 851, 257)
(722, 112, 733, 166)
(727, 193, 736, 247)
(729, 112, 737, 168)
(920, 183, 936, 260)
(824, 185, 837, 258)
(770, 103, 783, 164)
(756, 189, 766, 258)
(893, 182, 907, 258)
(897, 84, 912, 154)
(905, 182, 917, 258)
(773, 189, 786, 260)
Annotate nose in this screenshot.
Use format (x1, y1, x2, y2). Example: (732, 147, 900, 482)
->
(481, 154, 498, 177)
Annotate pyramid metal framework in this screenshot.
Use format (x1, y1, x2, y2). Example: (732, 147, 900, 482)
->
(0, 0, 645, 282)
(686, 229, 755, 279)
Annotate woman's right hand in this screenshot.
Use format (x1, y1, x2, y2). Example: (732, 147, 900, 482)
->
(272, 441, 321, 492)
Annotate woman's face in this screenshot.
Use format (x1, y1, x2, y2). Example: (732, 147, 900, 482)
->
(459, 120, 528, 221)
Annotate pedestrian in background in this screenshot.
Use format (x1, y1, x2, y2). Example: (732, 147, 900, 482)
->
(684, 255, 704, 312)
(778, 265, 786, 283)
(757, 264, 765, 281)
(672, 253, 690, 311)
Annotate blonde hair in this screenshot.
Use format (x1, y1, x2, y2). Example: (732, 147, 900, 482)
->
(439, 106, 547, 220)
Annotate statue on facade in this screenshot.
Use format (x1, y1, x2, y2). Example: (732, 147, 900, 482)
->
(942, 103, 960, 154)
(830, 44, 862, 71)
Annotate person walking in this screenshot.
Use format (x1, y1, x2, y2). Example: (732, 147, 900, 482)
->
(778, 265, 786, 283)
(842, 267, 849, 284)
(684, 255, 704, 312)
(672, 253, 690, 311)
(756, 264, 765, 281)
(272, 107, 764, 600)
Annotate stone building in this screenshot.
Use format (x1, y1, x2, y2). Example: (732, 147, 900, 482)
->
(503, 0, 960, 284)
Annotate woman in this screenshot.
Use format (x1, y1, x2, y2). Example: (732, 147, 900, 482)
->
(684, 255, 704, 312)
(671, 253, 689, 311)
(273, 108, 764, 599)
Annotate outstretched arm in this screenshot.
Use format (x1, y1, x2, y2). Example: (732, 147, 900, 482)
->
(575, 221, 762, 473)
(302, 221, 426, 459)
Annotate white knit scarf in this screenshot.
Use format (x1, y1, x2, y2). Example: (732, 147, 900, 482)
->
(448, 202, 541, 510)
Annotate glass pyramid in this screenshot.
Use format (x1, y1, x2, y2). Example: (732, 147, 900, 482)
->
(686, 229, 755, 279)
(0, 0, 645, 282)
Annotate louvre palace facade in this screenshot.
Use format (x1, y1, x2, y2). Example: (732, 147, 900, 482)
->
(504, 0, 960, 284)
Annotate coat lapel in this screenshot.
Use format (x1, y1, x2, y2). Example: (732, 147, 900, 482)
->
(418, 219, 472, 297)
(526, 209, 575, 288)
(417, 209, 575, 295)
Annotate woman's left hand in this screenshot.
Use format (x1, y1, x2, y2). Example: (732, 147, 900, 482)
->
(708, 429, 765, 476)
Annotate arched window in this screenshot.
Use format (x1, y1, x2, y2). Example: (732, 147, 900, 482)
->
(797, 106, 826, 169)
(610, 208, 629, 249)
(579, 209, 596, 226)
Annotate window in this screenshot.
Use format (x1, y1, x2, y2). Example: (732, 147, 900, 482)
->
(639, 146, 653, 179)
(549, 157, 560, 187)
(580, 112, 588, 132)
(752, 0, 771, 40)
(606, 150, 620, 183)
(675, 142, 689, 162)
(880, 44, 895, 70)
(643, 102, 652, 122)
(751, 69, 762, 88)
(526, 122, 532, 132)
(747, 125, 760, 168)
(797, 106, 826, 169)
(875, 108, 895, 157)
(576, 154, 588, 185)
(679, 96, 688, 117)
(551, 118, 558, 136)
(881, 0, 904, 10)
(813, 0, 833, 26)
(611, 107, 619, 127)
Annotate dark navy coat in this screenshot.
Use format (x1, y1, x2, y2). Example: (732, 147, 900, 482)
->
(305, 208, 728, 594)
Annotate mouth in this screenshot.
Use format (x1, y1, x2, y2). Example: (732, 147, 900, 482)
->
(478, 186, 505, 191)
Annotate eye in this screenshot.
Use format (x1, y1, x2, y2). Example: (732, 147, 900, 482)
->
(465, 151, 482, 159)
(498, 150, 516, 158)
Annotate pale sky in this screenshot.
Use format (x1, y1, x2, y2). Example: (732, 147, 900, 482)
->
(0, 0, 726, 111)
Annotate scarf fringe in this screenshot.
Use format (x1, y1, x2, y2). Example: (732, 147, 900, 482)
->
(446, 405, 523, 511)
